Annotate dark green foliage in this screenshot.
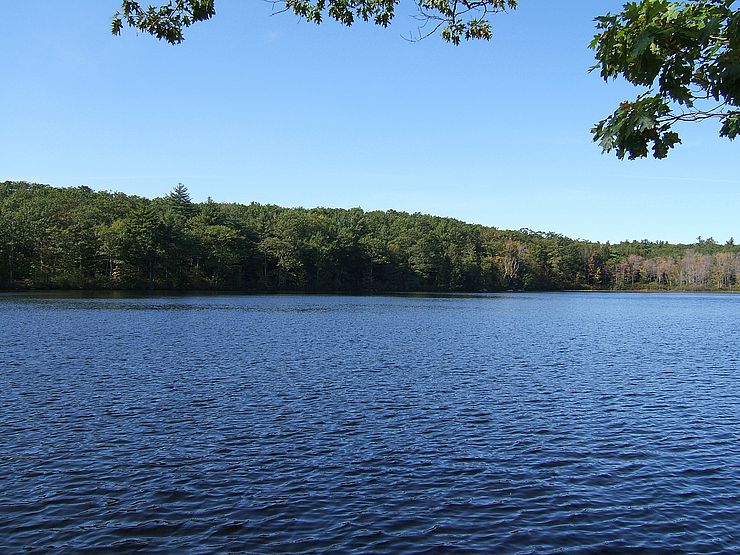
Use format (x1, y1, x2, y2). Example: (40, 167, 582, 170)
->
(592, 94, 682, 159)
(1, 181, 739, 292)
(112, 0, 517, 46)
(112, 0, 215, 44)
(166, 183, 195, 218)
(591, 0, 739, 158)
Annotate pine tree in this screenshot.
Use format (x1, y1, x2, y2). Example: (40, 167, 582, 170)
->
(167, 183, 195, 218)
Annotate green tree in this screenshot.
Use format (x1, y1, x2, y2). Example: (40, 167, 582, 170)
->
(117, 203, 163, 287)
(192, 221, 243, 287)
(166, 183, 196, 218)
(591, 0, 739, 159)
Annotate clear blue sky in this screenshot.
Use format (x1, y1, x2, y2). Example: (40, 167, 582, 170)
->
(1, 1, 737, 243)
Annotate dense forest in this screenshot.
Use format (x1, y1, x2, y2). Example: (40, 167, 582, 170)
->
(1, 181, 738, 292)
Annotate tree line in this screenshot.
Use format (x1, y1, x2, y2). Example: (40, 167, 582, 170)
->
(1, 181, 738, 292)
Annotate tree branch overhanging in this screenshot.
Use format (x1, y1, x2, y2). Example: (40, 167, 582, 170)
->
(110, 0, 738, 160)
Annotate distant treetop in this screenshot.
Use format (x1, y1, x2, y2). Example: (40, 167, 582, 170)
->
(166, 183, 195, 217)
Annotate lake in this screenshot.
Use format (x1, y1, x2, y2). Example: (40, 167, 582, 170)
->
(1, 292, 739, 553)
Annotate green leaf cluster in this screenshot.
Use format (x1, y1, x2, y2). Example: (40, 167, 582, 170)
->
(113, 0, 516, 45)
(592, 94, 682, 159)
(112, 0, 215, 44)
(591, 0, 739, 158)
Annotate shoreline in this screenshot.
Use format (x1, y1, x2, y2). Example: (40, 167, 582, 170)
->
(2, 288, 739, 297)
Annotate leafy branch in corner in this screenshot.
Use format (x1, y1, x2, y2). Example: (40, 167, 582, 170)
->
(590, 0, 739, 159)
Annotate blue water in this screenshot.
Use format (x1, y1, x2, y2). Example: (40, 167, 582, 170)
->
(1, 292, 739, 553)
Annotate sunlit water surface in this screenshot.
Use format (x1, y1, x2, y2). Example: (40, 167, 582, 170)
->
(1, 292, 739, 553)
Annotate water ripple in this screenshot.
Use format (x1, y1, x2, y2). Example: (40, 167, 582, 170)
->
(1, 292, 740, 552)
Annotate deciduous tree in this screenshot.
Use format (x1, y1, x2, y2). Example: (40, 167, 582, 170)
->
(591, 0, 739, 159)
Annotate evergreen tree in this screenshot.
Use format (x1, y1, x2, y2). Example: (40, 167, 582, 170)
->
(166, 183, 195, 218)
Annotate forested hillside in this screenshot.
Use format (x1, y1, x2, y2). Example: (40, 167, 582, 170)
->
(1, 181, 738, 292)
